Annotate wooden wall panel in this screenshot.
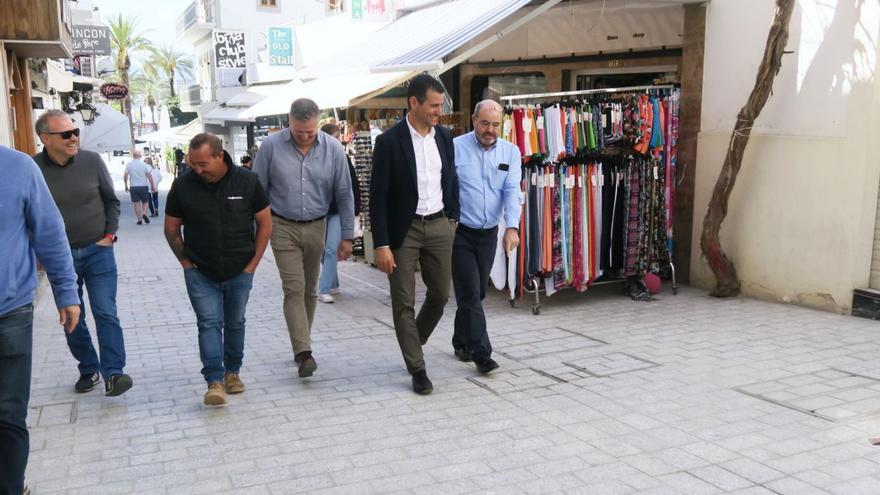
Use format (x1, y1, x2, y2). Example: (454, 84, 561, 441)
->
(0, 0, 60, 41)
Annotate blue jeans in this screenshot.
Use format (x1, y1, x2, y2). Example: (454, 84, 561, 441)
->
(0, 304, 33, 495)
(318, 213, 342, 295)
(67, 244, 125, 380)
(184, 269, 254, 384)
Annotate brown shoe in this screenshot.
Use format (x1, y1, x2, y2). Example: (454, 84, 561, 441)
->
(295, 352, 317, 378)
(203, 382, 227, 406)
(224, 372, 245, 394)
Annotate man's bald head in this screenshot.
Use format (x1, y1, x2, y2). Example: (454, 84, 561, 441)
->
(472, 99, 503, 149)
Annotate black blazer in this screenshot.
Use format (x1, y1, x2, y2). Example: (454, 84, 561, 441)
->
(370, 118, 460, 250)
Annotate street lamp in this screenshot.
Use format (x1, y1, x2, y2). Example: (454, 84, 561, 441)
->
(77, 103, 98, 125)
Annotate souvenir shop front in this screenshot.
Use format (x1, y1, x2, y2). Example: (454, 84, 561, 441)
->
(450, 0, 706, 312)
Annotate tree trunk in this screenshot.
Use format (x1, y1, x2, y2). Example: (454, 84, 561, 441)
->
(169, 68, 176, 98)
(699, 0, 795, 297)
(120, 54, 135, 150)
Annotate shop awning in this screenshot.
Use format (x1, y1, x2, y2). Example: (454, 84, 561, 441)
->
(202, 106, 256, 125)
(297, 0, 560, 78)
(69, 103, 132, 153)
(136, 118, 203, 145)
(241, 71, 410, 119)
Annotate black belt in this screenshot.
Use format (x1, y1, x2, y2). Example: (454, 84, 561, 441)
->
(413, 210, 445, 221)
(457, 223, 498, 235)
(271, 211, 325, 224)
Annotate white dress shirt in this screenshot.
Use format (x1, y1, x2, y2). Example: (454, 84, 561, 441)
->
(406, 115, 444, 215)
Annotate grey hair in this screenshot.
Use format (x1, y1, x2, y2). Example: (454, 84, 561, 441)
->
(473, 99, 503, 118)
(289, 98, 320, 121)
(35, 109, 70, 135)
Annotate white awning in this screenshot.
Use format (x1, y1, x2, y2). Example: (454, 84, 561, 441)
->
(202, 106, 256, 125)
(47, 61, 74, 92)
(69, 103, 131, 153)
(297, 0, 558, 78)
(136, 118, 203, 145)
(223, 85, 282, 107)
(241, 71, 411, 119)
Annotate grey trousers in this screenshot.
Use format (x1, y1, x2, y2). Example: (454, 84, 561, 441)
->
(270, 216, 326, 357)
(388, 217, 456, 373)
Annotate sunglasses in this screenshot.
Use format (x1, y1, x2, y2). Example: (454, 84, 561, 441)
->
(46, 128, 80, 139)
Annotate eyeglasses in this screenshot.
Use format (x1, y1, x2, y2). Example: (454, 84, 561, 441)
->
(45, 128, 80, 139)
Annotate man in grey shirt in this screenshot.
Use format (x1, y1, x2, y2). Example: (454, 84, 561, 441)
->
(33, 109, 133, 397)
(124, 150, 155, 225)
(253, 98, 354, 378)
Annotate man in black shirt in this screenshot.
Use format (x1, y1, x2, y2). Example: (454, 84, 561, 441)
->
(164, 133, 272, 406)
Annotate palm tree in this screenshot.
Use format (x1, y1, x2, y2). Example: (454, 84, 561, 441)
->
(130, 69, 165, 129)
(108, 14, 151, 145)
(146, 45, 194, 100)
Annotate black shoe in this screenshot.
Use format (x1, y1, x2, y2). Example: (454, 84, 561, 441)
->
(150, 213, 159, 217)
(137, 221, 142, 225)
(74, 373, 100, 393)
(295, 352, 317, 378)
(475, 358, 499, 374)
(105, 373, 132, 396)
(454, 348, 473, 362)
(142, 215, 150, 224)
(412, 370, 433, 395)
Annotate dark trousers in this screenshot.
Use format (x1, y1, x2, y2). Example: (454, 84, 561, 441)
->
(148, 191, 159, 215)
(0, 304, 34, 495)
(451, 225, 498, 360)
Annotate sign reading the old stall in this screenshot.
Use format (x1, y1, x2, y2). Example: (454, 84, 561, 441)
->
(213, 30, 246, 69)
(71, 25, 111, 56)
(267, 27, 293, 66)
(350, 0, 389, 21)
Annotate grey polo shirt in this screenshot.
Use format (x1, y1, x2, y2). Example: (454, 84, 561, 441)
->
(33, 149, 120, 248)
(253, 129, 355, 239)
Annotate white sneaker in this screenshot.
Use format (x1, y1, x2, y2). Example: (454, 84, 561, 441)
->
(318, 294, 335, 303)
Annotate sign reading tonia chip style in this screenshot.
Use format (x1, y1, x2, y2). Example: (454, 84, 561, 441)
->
(214, 30, 246, 69)
(350, 0, 390, 21)
(71, 25, 111, 56)
(267, 26, 294, 66)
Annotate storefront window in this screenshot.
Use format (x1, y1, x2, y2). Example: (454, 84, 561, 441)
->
(482, 73, 546, 100)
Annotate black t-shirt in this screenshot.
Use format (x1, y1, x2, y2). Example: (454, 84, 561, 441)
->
(166, 164, 269, 281)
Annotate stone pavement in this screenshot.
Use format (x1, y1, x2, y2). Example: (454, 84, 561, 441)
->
(24, 187, 880, 494)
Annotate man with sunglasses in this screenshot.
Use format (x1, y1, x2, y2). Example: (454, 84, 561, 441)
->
(33, 110, 133, 397)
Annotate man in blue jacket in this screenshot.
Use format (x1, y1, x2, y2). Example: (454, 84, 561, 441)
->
(0, 145, 79, 495)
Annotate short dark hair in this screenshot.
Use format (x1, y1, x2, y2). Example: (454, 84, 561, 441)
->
(289, 98, 320, 121)
(320, 123, 339, 135)
(407, 74, 445, 108)
(240, 155, 252, 164)
(189, 132, 223, 156)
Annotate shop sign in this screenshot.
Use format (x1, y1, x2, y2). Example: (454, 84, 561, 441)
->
(71, 25, 111, 56)
(214, 30, 247, 69)
(267, 26, 294, 66)
(350, 0, 389, 21)
(100, 82, 129, 100)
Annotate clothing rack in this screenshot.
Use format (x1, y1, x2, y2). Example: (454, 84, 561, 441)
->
(500, 84, 678, 102)
(501, 86, 679, 315)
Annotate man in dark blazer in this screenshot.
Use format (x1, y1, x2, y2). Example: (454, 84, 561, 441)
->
(370, 74, 460, 395)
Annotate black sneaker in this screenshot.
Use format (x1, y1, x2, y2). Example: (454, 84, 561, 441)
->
(412, 370, 433, 395)
(74, 373, 100, 393)
(136, 221, 142, 225)
(142, 215, 150, 224)
(105, 373, 133, 397)
(454, 348, 473, 362)
(475, 358, 499, 374)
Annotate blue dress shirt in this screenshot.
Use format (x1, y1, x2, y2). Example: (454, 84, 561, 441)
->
(453, 132, 522, 230)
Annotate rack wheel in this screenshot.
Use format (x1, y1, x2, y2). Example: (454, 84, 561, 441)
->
(509, 299, 515, 308)
(532, 306, 540, 315)
(672, 286, 678, 295)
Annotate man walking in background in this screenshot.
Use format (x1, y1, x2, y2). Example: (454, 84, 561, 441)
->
(33, 109, 133, 397)
(452, 100, 522, 374)
(370, 74, 460, 395)
(147, 157, 162, 217)
(253, 98, 354, 379)
(165, 133, 272, 406)
(0, 145, 80, 495)
(124, 150, 156, 225)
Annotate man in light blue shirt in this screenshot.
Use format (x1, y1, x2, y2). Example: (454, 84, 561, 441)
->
(452, 100, 522, 374)
(0, 145, 79, 495)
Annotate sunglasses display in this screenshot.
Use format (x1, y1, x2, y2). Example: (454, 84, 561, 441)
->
(47, 128, 81, 139)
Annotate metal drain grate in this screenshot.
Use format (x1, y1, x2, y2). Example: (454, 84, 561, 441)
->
(29, 401, 77, 427)
(563, 352, 660, 377)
